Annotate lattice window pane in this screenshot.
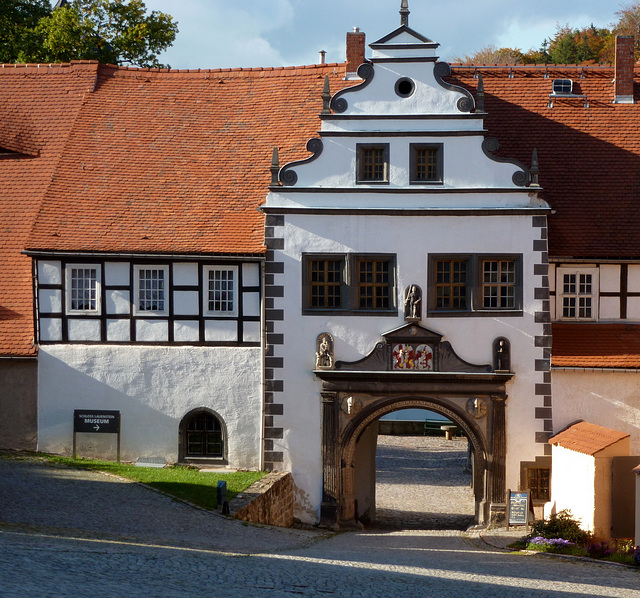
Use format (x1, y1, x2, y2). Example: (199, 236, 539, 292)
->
(70, 267, 97, 310)
(138, 268, 165, 311)
(208, 268, 235, 313)
(435, 260, 467, 309)
(310, 259, 343, 309)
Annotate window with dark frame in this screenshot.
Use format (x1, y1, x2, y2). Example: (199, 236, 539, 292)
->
(527, 467, 550, 501)
(303, 254, 396, 314)
(435, 259, 468, 310)
(429, 255, 522, 315)
(310, 258, 343, 309)
(411, 144, 443, 183)
(358, 259, 392, 309)
(482, 259, 516, 309)
(356, 144, 389, 183)
(186, 412, 223, 458)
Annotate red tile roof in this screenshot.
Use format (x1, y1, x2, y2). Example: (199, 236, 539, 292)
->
(551, 322, 640, 368)
(449, 65, 640, 259)
(1, 61, 352, 355)
(549, 420, 630, 455)
(26, 62, 352, 255)
(0, 62, 99, 356)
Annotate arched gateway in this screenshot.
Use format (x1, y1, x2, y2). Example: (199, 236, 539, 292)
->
(314, 324, 513, 527)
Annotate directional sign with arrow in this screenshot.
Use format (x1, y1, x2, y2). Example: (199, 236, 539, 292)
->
(73, 410, 120, 434)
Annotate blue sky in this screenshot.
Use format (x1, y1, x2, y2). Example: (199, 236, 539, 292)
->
(144, 1, 623, 69)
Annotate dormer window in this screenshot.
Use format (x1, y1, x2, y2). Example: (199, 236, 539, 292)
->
(356, 144, 389, 184)
(552, 79, 573, 95)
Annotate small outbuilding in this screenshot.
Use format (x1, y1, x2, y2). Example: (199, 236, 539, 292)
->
(549, 421, 631, 540)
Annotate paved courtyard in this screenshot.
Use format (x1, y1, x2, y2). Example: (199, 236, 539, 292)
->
(1, 446, 640, 597)
(375, 434, 475, 529)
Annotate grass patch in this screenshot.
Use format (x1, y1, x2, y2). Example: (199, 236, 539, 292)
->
(41, 454, 266, 510)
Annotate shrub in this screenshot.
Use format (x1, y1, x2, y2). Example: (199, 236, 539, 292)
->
(586, 540, 613, 559)
(526, 510, 591, 545)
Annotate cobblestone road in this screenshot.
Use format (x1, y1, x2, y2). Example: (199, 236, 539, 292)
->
(2, 446, 639, 597)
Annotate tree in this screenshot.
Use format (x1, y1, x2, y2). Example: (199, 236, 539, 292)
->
(2, 0, 178, 68)
(0, 0, 52, 63)
(456, 45, 524, 64)
(613, 2, 640, 59)
(546, 24, 611, 64)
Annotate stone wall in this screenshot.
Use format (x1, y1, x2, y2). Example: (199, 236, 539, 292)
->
(231, 471, 294, 528)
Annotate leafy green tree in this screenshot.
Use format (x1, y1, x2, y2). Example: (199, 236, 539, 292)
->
(0, 0, 51, 63)
(547, 24, 611, 64)
(3, 0, 178, 68)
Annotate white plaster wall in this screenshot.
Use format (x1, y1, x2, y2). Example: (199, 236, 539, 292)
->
(38, 345, 262, 469)
(271, 213, 545, 522)
(336, 62, 465, 116)
(552, 370, 640, 453)
(286, 135, 530, 191)
(599, 264, 620, 292)
(551, 445, 596, 532)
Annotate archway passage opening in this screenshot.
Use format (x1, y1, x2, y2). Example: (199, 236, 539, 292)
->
(357, 407, 476, 530)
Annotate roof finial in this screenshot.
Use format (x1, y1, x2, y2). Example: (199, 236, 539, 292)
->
(400, 0, 410, 27)
(321, 75, 331, 115)
(476, 72, 485, 112)
(270, 147, 281, 187)
(530, 148, 540, 187)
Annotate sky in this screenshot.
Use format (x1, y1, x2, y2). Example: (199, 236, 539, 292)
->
(142, 0, 624, 69)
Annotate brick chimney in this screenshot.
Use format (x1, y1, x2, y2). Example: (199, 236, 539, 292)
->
(614, 35, 635, 104)
(346, 27, 366, 77)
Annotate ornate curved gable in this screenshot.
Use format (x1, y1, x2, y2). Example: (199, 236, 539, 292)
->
(330, 323, 492, 373)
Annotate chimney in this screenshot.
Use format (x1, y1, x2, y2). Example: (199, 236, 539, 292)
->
(614, 35, 635, 104)
(319, 50, 326, 64)
(346, 27, 366, 76)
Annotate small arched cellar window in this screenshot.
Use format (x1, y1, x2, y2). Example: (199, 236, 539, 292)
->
(180, 409, 226, 462)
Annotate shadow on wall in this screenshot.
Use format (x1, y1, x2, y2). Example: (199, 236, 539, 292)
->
(37, 351, 180, 462)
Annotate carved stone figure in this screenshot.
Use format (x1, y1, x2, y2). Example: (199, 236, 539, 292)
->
(493, 337, 511, 372)
(403, 284, 422, 321)
(315, 333, 334, 369)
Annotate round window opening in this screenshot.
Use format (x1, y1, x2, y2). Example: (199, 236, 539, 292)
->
(395, 78, 415, 97)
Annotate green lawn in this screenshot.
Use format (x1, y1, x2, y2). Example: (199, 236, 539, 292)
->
(42, 454, 267, 510)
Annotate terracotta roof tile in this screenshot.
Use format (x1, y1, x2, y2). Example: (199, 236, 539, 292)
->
(551, 322, 640, 368)
(0, 62, 100, 356)
(25, 63, 352, 256)
(0, 62, 352, 355)
(449, 65, 640, 259)
(549, 421, 630, 455)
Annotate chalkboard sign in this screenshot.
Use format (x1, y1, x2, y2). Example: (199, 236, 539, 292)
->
(507, 489, 531, 526)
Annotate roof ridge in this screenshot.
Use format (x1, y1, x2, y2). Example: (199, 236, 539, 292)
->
(97, 62, 346, 77)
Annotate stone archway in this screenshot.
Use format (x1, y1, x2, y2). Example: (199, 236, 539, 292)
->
(314, 323, 513, 527)
(341, 397, 486, 526)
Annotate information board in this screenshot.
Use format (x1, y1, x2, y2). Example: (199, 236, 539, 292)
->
(74, 410, 120, 434)
(73, 409, 121, 462)
(507, 489, 531, 526)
